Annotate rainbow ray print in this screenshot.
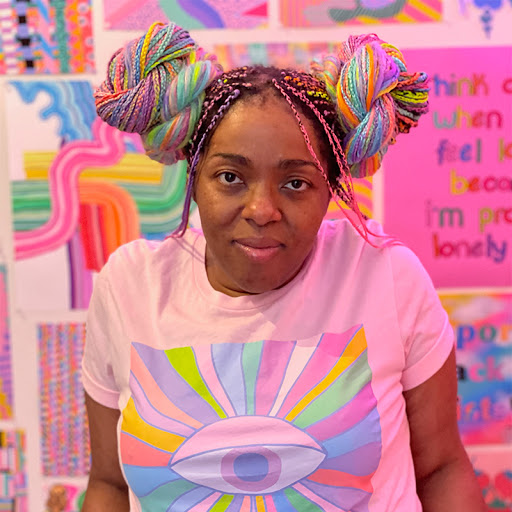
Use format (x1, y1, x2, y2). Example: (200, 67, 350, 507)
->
(121, 325, 382, 511)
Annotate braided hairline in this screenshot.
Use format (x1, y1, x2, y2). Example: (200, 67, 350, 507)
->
(188, 68, 252, 158)
(172, 87, 242, 237)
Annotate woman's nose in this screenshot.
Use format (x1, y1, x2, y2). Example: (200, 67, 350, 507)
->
(241, 184, 282, 226)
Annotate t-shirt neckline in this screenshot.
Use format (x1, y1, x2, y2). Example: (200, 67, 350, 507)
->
(191, 231, 316, 311)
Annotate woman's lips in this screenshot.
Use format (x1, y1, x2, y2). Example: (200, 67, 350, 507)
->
(233, 238, 283, 262)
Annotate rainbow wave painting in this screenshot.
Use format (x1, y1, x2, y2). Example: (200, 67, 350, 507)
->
(104, 0, 267, 30)
(7, 80, 196, 310)
(280, 0, 443, 27)
(121, 325, 382, 511)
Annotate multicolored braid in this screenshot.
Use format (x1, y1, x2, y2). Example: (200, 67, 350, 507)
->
(312, 33, 429, 178)
(94, 22, 223, 165)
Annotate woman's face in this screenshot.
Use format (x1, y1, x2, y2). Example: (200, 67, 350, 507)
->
(194, 95, 331, 296)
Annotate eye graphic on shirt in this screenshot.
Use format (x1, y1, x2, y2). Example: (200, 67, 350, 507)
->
(121, 325, 382, 512)
(170, 416, 326, 493)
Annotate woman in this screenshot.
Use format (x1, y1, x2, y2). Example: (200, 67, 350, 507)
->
(82, 22, 485, 512)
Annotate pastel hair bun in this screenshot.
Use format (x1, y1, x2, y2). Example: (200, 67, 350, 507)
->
(94, 22, 223, 164)
(312, 34, 429, 178)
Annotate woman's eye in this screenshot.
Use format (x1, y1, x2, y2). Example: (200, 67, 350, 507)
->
(218, 172, 242, 185)
(285, 179, 309, 191)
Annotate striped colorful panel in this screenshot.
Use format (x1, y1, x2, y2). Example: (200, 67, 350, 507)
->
(280, 0, 442, 27)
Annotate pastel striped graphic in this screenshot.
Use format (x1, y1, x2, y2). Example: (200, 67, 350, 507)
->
(121, 326, 381, 511)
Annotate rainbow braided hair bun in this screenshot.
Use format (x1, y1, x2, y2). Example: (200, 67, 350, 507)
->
(95, 22, 223, 164)
(312, 34, 429, 178)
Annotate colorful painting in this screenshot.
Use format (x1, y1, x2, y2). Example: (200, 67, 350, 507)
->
(0, 0, 94, 75)
(7, 80, 193, 310)
(0, 430, 28, 511)
(279, 0, 442, 27)
(471, 449, 512, 511)
(121, 326, 381, 510)
(440, 293, 512, 445)
(44, 483, 86, 512)
(459, 0, 512, 37)
(383, 47, 512, 288)
(0, 266, 13, 419)
(38, 323, 90, 476)
(104, 0, 267, 30)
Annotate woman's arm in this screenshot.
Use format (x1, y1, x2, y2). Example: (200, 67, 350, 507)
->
(82, 393, 130, 511)
(404, 348, 485, 511)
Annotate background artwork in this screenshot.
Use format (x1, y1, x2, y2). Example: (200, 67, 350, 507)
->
(0, 265, 13, 419)
(8, 80, 193, 311)
(0, 0, 94, 75)
(279, 0, 442, 27)
(44, 483, 86, 512)
(38, 323, 90, 476)
(440, 293, 512, 445)
(460, 0, 512, 37)
(383, 46, 512, 288)
(0, 430, 28, 511)
(104, 0, 268, 30)
(471, 450, 512, 511)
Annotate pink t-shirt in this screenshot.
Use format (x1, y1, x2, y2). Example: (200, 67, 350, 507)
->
(82, 219, 454, 512)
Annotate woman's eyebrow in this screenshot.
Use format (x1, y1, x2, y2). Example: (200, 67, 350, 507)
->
(210, 153, 251, 166)
(209, 154, 318, 172)
(279, 159, 319, 171)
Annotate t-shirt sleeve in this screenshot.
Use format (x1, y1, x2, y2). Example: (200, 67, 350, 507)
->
(81, 266, 121, 409)
(390, 245, 455, 391)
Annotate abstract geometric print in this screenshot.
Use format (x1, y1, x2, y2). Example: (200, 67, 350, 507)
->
(121, 325, 382, 511)
(0, 0, 94, 75)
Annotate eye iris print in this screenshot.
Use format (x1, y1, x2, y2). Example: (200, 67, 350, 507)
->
(120, 325, 382, 511)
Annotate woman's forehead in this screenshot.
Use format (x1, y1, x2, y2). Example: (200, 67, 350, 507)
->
(205, 96, 322, 151)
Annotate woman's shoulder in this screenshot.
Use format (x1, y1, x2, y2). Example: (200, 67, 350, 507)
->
(318, 218, 428, 275)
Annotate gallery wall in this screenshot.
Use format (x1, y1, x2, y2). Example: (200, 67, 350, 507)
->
(0, 0, 511, 510)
